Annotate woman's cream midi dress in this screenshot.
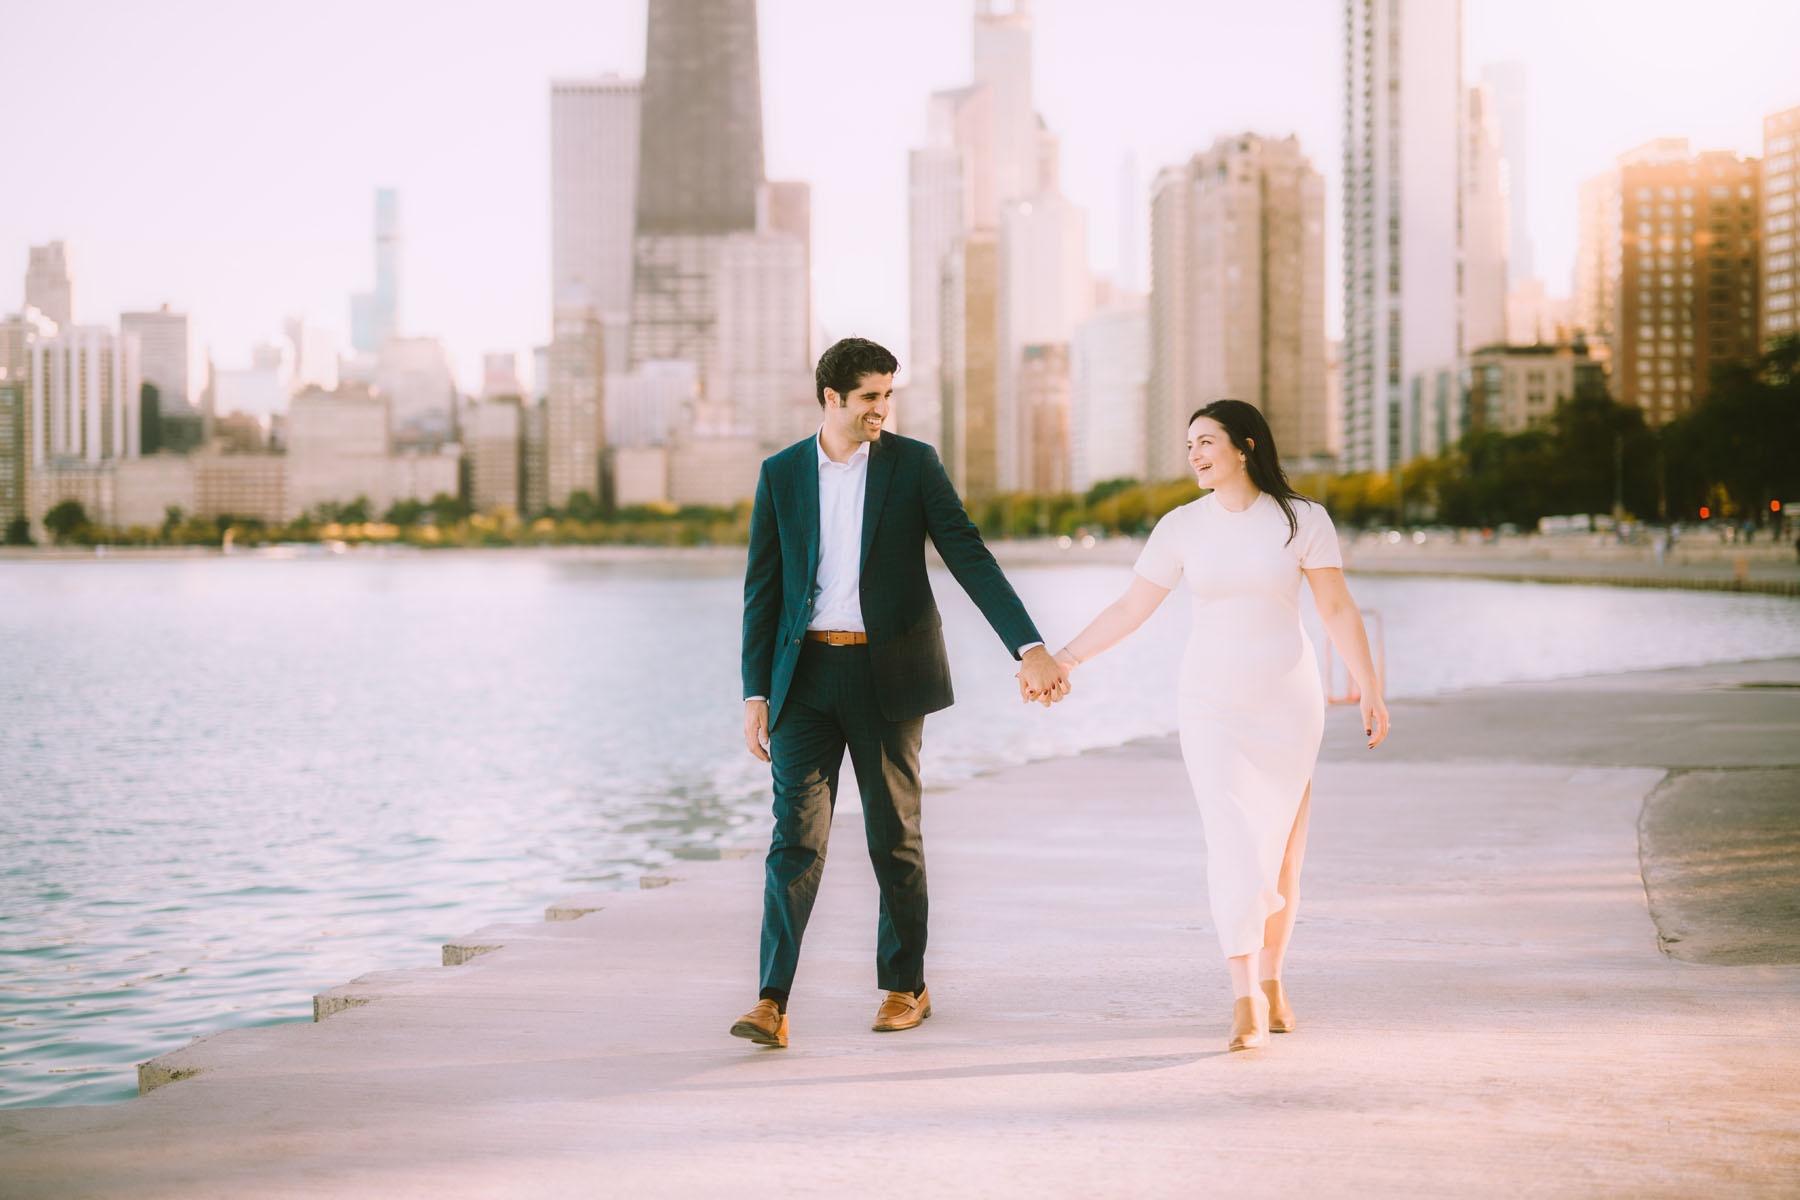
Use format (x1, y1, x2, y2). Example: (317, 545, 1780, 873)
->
(1134, 492, 1343, 957)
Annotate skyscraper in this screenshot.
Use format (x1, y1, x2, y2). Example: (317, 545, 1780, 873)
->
(1573, 138, 1690, 358)
(1616, 150, 1761, 426)
(350, 189, 400, 354)
(1342, 0, 1464, 474)
(1151, 134, 1329, 478)
(121, 305, 192, 414)
(997, 190, 1088, 490)
(1464, 83, 1510, 352)
(377, 336, 456, 446)
(545, 303, 606, 509)
(1481, 61, 1532, 284)
(482, 351, 526, 401)
(631, 0, 764, 371)
(1070, 298, 1147, 492)
(25, 243, 74, 329)
(551, 74, 642, 318)
(0, 379, 27, 534)
(941, 232, 999, 499)
(284, 317, 339, 393)
(972, 0, 1035, 224)
(909, 85, 993, 451)
(1017, 342, 1070, 495)
(714, 228, 813, 449)
(763, 179, 813, 340)
(29, 325, 142, 464)
(465, 398, 523, 515)
(1117, 151, 1143, 294)
(635, 0, 763, 237)
(1763, 104, 1800, 346)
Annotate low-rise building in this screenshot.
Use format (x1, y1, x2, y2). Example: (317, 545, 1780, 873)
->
(1467, 342, 1607, 435)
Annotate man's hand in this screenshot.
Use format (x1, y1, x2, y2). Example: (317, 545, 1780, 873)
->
(1016, 645, 1070, 706)
(744, 699, 771, 762)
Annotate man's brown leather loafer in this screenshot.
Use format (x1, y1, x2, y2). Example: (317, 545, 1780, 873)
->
(730, 999, 788, 1048)
(871, 986, 931, 1032)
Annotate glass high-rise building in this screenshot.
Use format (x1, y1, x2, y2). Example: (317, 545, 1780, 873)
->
(351, 189, 400, 355)
(25, 242, 74, 331)
(1341, 0, 1464, 474)
(630, 0, 765, 372)
(551, 74, 641, 319)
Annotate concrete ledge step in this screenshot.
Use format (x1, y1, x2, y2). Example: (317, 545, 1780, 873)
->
(312, 991, 372, 1021)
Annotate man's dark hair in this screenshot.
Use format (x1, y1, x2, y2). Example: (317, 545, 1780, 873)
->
(816, 337, 900, 407)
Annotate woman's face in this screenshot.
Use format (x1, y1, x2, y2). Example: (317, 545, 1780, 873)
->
(1187, 416, 1247, 489)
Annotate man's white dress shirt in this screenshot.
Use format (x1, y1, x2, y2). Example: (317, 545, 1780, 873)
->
(746, 429, 1040, 705)
(808, 432, 870, 632)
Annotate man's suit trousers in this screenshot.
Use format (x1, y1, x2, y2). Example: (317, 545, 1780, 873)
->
(761, 639, 927, 995)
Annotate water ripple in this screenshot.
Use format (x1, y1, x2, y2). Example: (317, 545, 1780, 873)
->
(2, 554, 1797, 1108)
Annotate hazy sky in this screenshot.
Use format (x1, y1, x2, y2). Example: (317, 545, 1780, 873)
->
(5, 0, 1797, 392)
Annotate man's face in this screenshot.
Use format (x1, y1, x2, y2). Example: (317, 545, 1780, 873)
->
(824, 372, 894, 445)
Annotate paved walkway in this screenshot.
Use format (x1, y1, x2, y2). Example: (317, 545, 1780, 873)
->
(3, 660, 1797, 1198)
(1340, 550, 1800, 593)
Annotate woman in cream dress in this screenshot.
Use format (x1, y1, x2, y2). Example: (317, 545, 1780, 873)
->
(1052, 400, 1388, 1052)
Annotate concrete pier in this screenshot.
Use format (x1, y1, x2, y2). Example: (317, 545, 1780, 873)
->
(2, 659, 1796, 1198)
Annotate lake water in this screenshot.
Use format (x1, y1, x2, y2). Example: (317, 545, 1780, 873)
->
(4, 549, 1798, 1108)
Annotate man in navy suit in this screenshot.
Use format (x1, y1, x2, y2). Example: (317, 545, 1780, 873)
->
(731, 337, 1068, 1048)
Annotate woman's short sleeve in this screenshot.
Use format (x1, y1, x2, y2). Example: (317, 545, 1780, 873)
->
(1294, 501, 1343, 569)
(1134, 509, 1185, 588)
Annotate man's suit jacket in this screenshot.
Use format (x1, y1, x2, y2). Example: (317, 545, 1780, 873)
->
(742, 431, 1042, 729)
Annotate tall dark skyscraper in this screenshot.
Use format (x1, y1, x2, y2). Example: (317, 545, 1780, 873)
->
(635, 0, 765, 235)
(631, 0, 769, 374)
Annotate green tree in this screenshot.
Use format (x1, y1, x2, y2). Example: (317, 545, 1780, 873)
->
(385, 498, 425, 526)
(44, 499, 90, 545)
(1662, 336, 1800, 521)
(1083, 477, 1139, 506)
(4, 516, 32, 546)
(426, 492, 471, 525)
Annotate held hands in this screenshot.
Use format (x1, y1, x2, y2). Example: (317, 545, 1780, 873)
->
(1361, 692, 1391, 749)
(1015, 645, 1073, 707)
(744, 699, 771, 762)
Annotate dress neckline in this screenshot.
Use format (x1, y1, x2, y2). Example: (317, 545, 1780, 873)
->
(1208, 490, 1265, 517)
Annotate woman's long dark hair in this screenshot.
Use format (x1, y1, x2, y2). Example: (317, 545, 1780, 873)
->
(1189, 399, 1316, 546)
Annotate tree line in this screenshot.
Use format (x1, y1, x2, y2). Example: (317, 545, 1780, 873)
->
(14, 338, 1794, 549)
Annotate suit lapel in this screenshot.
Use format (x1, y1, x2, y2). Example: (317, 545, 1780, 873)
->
(796, 438, 821, 583)
(859, 433, 895, 574)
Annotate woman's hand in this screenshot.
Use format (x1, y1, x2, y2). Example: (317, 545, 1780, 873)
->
(1360, 691, 1390, 749)
(1054, 647, 1079, 674)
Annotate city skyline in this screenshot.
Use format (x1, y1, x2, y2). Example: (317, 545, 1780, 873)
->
(4, 0, 1797, 393)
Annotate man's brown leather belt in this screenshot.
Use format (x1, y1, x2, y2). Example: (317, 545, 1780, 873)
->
(805, 630, 868, 645)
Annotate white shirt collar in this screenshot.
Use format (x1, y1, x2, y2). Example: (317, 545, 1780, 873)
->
(815, 427, 873, 468)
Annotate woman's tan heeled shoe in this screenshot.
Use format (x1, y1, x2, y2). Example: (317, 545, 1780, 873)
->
(1261, 979, 1295, 1033)
(1228, 994, 1269, 1052)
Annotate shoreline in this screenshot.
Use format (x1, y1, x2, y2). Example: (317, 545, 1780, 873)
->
(5, 537, 1799, 596)
(2, 656, 1796, 1195)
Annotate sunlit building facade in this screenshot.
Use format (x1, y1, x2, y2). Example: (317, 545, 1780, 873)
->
(1763, 104, 1800, 345)
(1616, 151, 1760, 425)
